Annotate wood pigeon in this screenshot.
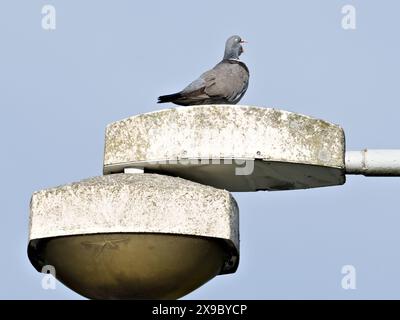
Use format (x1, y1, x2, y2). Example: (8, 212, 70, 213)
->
(158, 35, 249, 106)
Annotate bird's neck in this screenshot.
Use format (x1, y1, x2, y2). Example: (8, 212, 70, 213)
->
(222, 58, 242, 63)
(223, 55, 240, 61)
(223, 51, 240, 60)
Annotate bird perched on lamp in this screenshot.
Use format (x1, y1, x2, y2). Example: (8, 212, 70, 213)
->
(158, 35, 249, 106)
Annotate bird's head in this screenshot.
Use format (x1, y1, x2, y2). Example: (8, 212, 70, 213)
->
(223, 35, 247, 60)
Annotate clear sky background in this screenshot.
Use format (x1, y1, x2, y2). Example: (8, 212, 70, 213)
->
(1, 0, 400, 299)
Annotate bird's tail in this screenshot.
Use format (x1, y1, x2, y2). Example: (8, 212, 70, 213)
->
(157, 92, 182, 103)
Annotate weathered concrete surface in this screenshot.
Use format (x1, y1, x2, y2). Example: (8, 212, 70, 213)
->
(29, 173, 239, 274)
(103, 105, 346, 191)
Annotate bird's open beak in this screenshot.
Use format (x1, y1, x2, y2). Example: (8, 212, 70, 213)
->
(240, 39, 248, 44)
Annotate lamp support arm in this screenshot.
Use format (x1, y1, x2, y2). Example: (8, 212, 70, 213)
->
(345, 149, 400, 176)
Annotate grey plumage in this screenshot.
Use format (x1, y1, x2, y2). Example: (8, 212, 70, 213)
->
(158, 35, 249, 106)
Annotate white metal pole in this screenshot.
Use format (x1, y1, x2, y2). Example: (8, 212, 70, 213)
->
(345, 149, 400, 176)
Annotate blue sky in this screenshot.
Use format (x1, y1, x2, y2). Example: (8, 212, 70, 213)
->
(1, 0, 400, 299)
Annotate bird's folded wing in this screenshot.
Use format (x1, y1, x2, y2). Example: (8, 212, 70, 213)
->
(204, 62, 248, 101)
(179, 62, 248, 103)
(179, 71, 217, 102)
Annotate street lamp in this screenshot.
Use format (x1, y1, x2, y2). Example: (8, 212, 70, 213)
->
(103, 105, 346, 191)
(28, 105, 400, 299)
(28, 173, 239, 299)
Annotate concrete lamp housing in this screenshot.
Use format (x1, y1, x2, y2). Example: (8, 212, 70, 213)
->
(28, 174, 239, 299)
(103, 105, 346, 191)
